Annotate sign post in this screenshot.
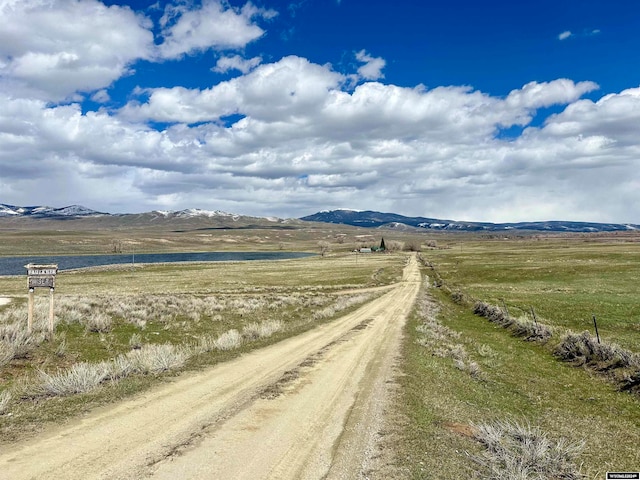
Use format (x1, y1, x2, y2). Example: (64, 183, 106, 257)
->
(28, 289, 34, 334)
(49, 287, 55, 336)
(25, 264, 58, 337)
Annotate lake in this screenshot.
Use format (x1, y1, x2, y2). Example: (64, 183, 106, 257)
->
(0, 252, 314, 276)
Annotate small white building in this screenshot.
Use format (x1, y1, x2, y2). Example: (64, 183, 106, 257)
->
(359, 248, 372, 253)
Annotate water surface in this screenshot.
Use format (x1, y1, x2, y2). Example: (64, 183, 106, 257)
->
(0, 252, 313, 276)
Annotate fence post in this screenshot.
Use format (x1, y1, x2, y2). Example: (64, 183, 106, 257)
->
(592, 314, 601, 344)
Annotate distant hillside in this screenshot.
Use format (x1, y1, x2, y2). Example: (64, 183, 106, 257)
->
(0, 204, 105, 217)
(300, 209, 639, 233)
(0, 204, 299, 231)
(111, 209, 298, 231)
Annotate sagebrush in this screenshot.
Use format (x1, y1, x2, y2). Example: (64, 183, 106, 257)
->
(469, 420, 585, 480)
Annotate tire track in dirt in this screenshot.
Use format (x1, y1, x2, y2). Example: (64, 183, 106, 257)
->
(0, 255, 421, 480)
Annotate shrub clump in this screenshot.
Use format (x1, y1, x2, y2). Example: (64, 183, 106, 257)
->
(0, 300, 52, 366)
(473, 302, 514, 329)
(193, 327, 257, 354)
(511, 319, 552, 342)
(213, 329, 243, 351)
(473, 302, 552, 342)
(36, 362, 111, 396)
(311, 293, 373, 322)
(125, 343, 189, 375)
(242, 319, 283, 341)
(31, 343, 189, 397)
(451, 291, 467, 305)
(84, 312, 112, 333)
(555, 331, 640, 377)
(469, 420, 585, 479)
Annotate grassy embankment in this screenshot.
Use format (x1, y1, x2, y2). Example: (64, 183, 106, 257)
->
(0, 252, 404, 443)
(392, 236, 640, 479)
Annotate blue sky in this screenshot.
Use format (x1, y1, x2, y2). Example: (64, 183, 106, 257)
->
(103, 0, 638, 97)
(1, 0, 639, 222)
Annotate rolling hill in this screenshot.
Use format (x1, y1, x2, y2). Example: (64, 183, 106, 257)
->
(300, 209, 639, 233)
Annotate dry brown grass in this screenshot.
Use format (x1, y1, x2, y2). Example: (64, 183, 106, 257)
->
(0, 252, 404, 430)
(414, 280, 481, 379)
(469, 420, 585, 479)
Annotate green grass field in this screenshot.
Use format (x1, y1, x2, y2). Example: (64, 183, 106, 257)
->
(425, 237, 640, 352)
(391, 235, 640, 478)
(397, 284, 640, 478)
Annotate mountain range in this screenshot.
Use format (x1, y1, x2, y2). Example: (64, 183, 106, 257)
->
(300, 210, 639, 233)
(0, 204, 260, 221)
(1, 204, 638, 233)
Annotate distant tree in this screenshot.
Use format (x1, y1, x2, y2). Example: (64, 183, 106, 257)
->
(110, 239, 123, 253)
(380, 237, 386, 251)
(404, 239, 422, 252)
(318, 241, 330, 257)
(386, 240, 404, 252)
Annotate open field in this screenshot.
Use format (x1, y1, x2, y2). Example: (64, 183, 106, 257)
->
(391, 280, 640, 478)
(425, 236, 640, 352)
(2, 222, 640, 478)
(0, 253, 401, 296)
(382, 234, 640, 478)
(0, 215, 432, 256)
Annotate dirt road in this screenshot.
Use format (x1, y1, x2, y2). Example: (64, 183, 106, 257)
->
(0, 255, 421, 480)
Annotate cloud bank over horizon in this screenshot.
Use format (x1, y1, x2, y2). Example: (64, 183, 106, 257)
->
(1, 0, 639, 223)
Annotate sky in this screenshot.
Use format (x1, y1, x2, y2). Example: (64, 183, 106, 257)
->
(1, 0, 639, 222)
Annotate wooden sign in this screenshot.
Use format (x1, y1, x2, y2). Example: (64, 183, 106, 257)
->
(24, 264, 58, 336)
(27, 266, 58, 276)
(28, 276, 55, 288)
(25, 264, 57, 290)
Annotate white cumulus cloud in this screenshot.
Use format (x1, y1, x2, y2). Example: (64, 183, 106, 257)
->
(157, 1, 276, 59)
(213, 55, 263, 74)
(120, 56, 345, 124)
(355, 50, 386, 80)
(2, 75, 639, 221)
(0, 0, 154, 101)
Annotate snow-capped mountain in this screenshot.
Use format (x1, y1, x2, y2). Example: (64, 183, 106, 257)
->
(0, 203, 294, 227)
(0, 204, 20, 216)
(153, 208, 241, 220)
(0, 204, 105, 217)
